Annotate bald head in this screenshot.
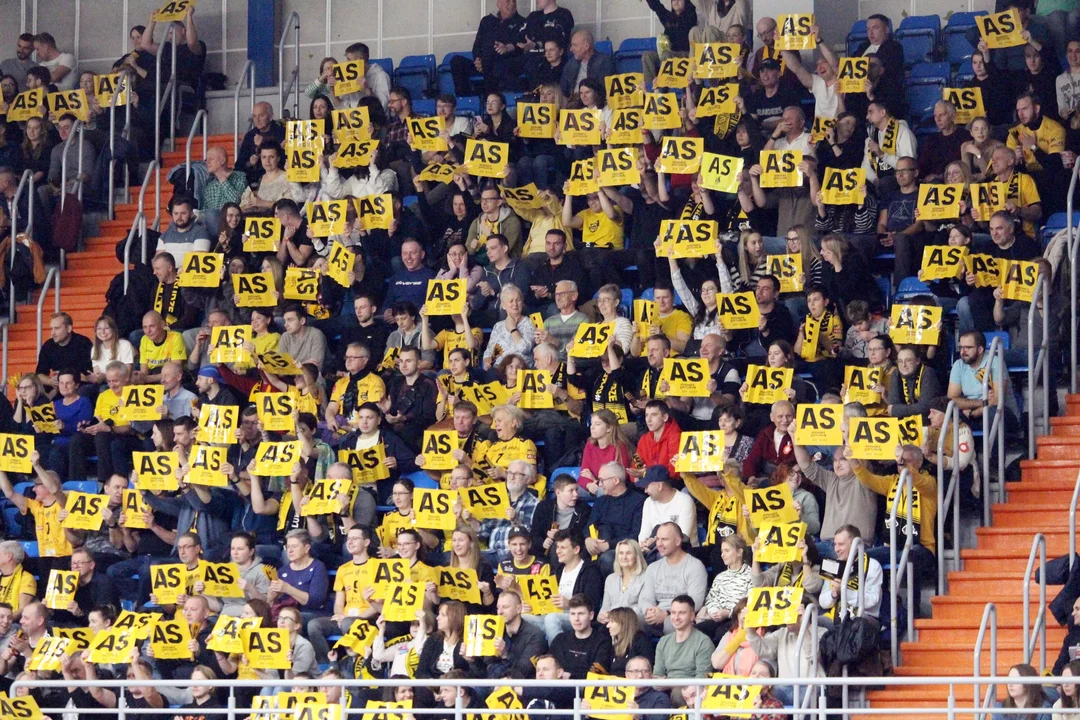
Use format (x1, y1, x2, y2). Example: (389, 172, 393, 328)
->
(253, 102, 273, 131)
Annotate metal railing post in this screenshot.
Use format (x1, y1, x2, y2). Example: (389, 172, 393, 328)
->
(233, 60, 255, 160)
(278, 12, 301, 119)
(839, 537, 867, 619)
(185, 109, 208, 184)
(35, 267, 58, 358)
(1070, 469, 1080, 574)
(1023, 533, 1047, 672)
(1068, 155, 1080, 395)
(2, 322, 8, 392)
(937, 401, 962, 594)
(60, 119, 83, 212)
(1028, 274, 1051, 458)
(154, 24, 178, 165)
(974, 602, 998, 720)
(8, 169, 31, 323)
(982, 337, 1006, 524)
(792, 607, 818, 720)
(889, 469, 915, 669)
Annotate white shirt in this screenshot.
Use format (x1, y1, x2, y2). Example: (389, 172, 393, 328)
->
(1057, 69, 1080, 116)
(640, 491, 699, 546)
(773, 429, 787, 454)
(811, 75, 841, 120)
(91, 339, 135, 375)
(776, 131, 815, 157)
(40, 53, 76, 90)
(818, 555, 884, 618)
(559, 559, 583, 598)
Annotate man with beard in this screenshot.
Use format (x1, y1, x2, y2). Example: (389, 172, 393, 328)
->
(326, 342, 387, 434)
(154, 196, 210, 272)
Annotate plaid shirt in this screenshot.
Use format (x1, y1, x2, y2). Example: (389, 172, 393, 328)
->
(479, 490, 539, 560)
(385, 114, 412, 146)
(202, 171, 249, 211)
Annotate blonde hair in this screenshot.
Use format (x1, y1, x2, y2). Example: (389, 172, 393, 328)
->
(738, 230, 764, 286)
(614, 539, 648, 578)
(609, 607, 641, 657)
(492, 404, 525, 432)
(450, 524, 482, 571)
(787, 224, 821, 267)
(539, 82, 566, 111)
(820, 234, 848, 263)
(944, 160, 972, 189)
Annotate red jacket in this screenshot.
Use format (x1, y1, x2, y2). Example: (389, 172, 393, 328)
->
(742, 423, 795, 480)
(636, 418, 682, 476)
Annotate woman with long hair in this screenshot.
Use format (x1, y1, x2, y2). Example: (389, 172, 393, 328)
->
(304, 57, 338, 100)
(1053, 660, 1080, 720)
(309, 94, 334, 145)
(90, 315, 134, 383)
(599, 540, 649, 623)
(213, 203, 246, 263)
(774, 224, 822, 321)
(414, 176, 479, 262)
(819, 233, 881, 310)
(239, 142, 303, 214)
(151, 419, 175, 452)
(513, 82, 566, 191)
(607, 606, 654, 676)
(446, 525, 496, 611)
(12, 372, 50, 435)
(16, 117, 51, 184)
(415, 600, 483, 678)
(731, 230, 769, 291)
(697, 534, 752, 641)
(715, 401, 755, 468)
(740, 339, 816, 436)
(711, 599, 759, 675)
(960, 116, 1004, 181)
(994, 663, 1052, 720)
(578, 409, 635, 495)
(473, 92, 517, 147)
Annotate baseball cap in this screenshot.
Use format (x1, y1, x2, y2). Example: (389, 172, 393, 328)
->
(634, 465, 671, 490)
(760, 58, 782, 71)
(198, 366, 222, 381)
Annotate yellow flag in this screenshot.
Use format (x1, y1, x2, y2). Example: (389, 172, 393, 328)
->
(518, 370, 554, 409)
(7, 88, 44, 122)
(717, 292, 760, 330)
(776, 14, 817, 49)
(569, 322, 615, 358)
(420, 430, 458, 471)
(461, 484, 510, 521)
(60, 491, 106, 531)
(655, 57, 693, 87)
(765, 254, 804, 293)
(200, 562, 244, 598)
(607, 108, 643, 145)
(920, 245, 968, 281)
(604, 73, 645, 109)
(820, 167, 866, 205)
(424, 279, 467, 316)
(692, 42, 741, 79)
(254, 440, 303, 476)
(674, 431, 727, 473)
(521, 575, 561, 614)
(643, 92, 681, 129)
(176, 252, 223, 288)
(152, 0, 195, 22)
(517, 103, 556, 138)
(197, 404, 238, 444)
(332, 59, 366, 95)
(150, 618, 193, 660)
(384, 581, 426, 622)
(414, 489, 458, 530)
(464, 615, 505, 656)
(745, 586, 804, 627)
(999, 259, 1040, 302)
(306, 200, 349, 236)
(596, 148, 640, 186)
(794, 403, 843, 446)
(889, 304, 943, 345)
(187, 445, 229, 487)
(407, 115, 447, 152)
(242, 627, 291, 669)
(658, 136, 704, 174)
(121, 489, 152, 529)
(743, 364, 793, 404)
(233, 272, 277, 307)
(46, 89, 90, 122)
(150, 563, 188, 605)
(844, 365, 882, 405)
(119, 384, 164, 422)
(44, 570, 78, 610)
(756, 523, 807, 564)
(917, 184, 964, 221)
(977, 9, 1025, 49)
(943, 87, 985, 124)
(849, 417, 902, 460)
(566, 159, 598, 196)
(284, 267, 320, 301)
(696, 83, 738, 116)
(355, 193, 394, 230)
(464, 139, 510, 178)
(206, 615, 261, 654)
(558, 108, 602, 145)
(699, 152, 743, 194)
(338, 446, 392, 484)
(837, 57, 868, 93)
(93, 73, 128, 108)
(662, 358, 711, 397)
(760, 150, 803, 188)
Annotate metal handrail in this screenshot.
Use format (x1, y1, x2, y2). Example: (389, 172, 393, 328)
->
(981, 336, 1006, 526)
(1, 322, 8, 394)
(936, 400, 962, 594)
(59, 119, 84, 211)
(792, 605, 819, 720)
(233, 60, 256, 159)
(121, 212, 145, 293)
(278, 12, 301, 120)
(8, 169, 32, 323)
(889, 468, 915, 669)
(1022, 533, 1047, 672)
(973, 602, 998, 720)
(107, 72, 133, 220)
(1028, 274, 1051, 458)
(34, 266, 60, 360)
(137, 160, 162, 233)
(839, 536, 867, 619)
(154, 24, 178, 164)
(185, 109, 208, 184)
(1069, 468, 1080, 573)
(1068, 153, 1080, 395)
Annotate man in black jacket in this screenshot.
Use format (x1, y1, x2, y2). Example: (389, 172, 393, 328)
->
(531, 474, 590, 564)
(854, 15, 906, 118)
(234, 102, 285, 185)
(383, 347, 438, 453)
(488, 589, 549, 678)
(527, 229, 588, 315)
(452, 0, 527, 95)
(544, 531, 605, 642)
(549, 593, 614, 678)
(743, 274, 797, 359)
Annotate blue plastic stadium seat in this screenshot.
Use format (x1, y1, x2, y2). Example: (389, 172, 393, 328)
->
(895, 277, 933, 301)
(944, 12, 986, 65)
(457, 96, 481, 117)
(909, 62, 950, 84)
(616, 37, 656, 74)
(12, 482, 31, 496)
(875, 276, 892, 310)
(1040, 211, 1080, 246)
(847, 20, 869, 57)
(953, 58, 974, 84)
(412, 98, 436, 116)
(404, 470, 439, 490)
(504, 91, 523, 113)
(370, 58, 394, 77)
(20, 541, 38, 558)
(62, 480, 100, 494)
(896, 15, 941, 67)
(2, 507, 18, 536)
(395, 54, 436, 98)
(595, 40, 614, 57)
(437, 51, 481, 96)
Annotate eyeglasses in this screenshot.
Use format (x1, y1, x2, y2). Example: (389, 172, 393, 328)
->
(506, 471, 528, 478)
(786, 236, 800, 241)
(70, 560, 92, 567)
(17, 385, 33, 390)
(597, 475, 618, 483)
(345, 355, 368, 361)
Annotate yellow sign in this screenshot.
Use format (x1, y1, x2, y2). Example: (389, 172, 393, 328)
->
(285, 143, 321, 183)
(702, 676, 763, 714)
(254, 440, 303, 476)
(253, 391, 296, 433)
(284, 267, 320, 301)
(134, 452, 178, 491)
(889, 304, 943, 346)
(333, 619, 375, 652)
(486, 687, 525, 720)
(501, 183, 548, 212)
(917, 184, 964, 221)
(745, 586, 804, 627)
(633, 299, 657, 338)
(86, 628, 136, 664)
(233, 272, 277, 307)
(596, 148, 640, 187)
(150, 563, 188, 605)
(200, 562, 244, 598)
(206, 615, 262, 653)
(699, 152, 743, 194)
(662, 358, 711, 397)
(674, 431, 727, 473)
(716, 292, 760, 330)
(977, 9, 1025, 49)
(655, 56, 693, 87)
(242, 627, 291, 669)
(425, 279, 467, 316)
(558, 108, 602, 145)
(458, 382, 511, 416)
(46, 89, 90, 122)
(584, 673, 634, 720)
(27, 404, 59, 435)
(898, 414, 925, 448)
(118, 384, 164, 422)
(521, 575, 561, 615)
(606, 108, 643, 145)
(381, 581, 425, 623)
(643, 92, 681, 129)
(420, 430, 458, 471)
(776, 14, 817, 49)
(756, 522, 807, 564)
(408, 115, 447, 152)
(60, 491, 106, 531)
(28, 635, 69, 672)
(93, 73, 128, 108)
(921, 245, 969, 281)
(965, 253, 1001, 288)
(464, 615, 504, 657)
(1000, 259, 1040, 302)
(461, 484, 510, 521)
(258, 350, 301, 376)
(810, 115, 837, 144)
(43, 569, 78, 610)
(307, 200, 348, 236)
(746, 483, 800, 526)
(121, 489, 151, 529)
(943, 86, 985, 124)
(323, 241, 352, 288)
(197, 404, 238, 444)
(658, 136, 704, 174)
(413, 488, 457, 530)
(152, 0, 195, 22)
(207, 324, 251, 365)
(417, 162, 460, 183)
(517, 103, 556, 139)
(692, 42, 741, 79)
(695, 83, 738, 116)
(8, 88, 44, 122)
(821, 167, 866, 205)
(794, 403, 843, 446)
(849, 417, 903, 460)
(464, 138, 510, 178)
(438, 567, 482, 604)
(175, 251, 223, 289)
(518, 370, 554, 409)
(51, 627, 92, 650)
(971, 182, 1008, 221)
(332, 59, 366, 95)
(743, 365, 793, 405)
(302, 477, 352, 516)
(760, 150, 803, 188)
(150, 618, 193, 660)
(339, 446, 391, 485)
(355, 193, 394, 230)
(844, 365, 882, 405)
(331, 106, 371, 141)
(765, 254, 804, 293)
(0, 434, 34, 473)
(114, 610, 162, 640)
(604, 73, 644, 109)
(569, 322, 615, 358)
(838, 57, 869, 93)
(333, 137, 379, 168)
(566, 159, 598, 196)
(188, 445, 229, 487)
(286, 120, 323, 148)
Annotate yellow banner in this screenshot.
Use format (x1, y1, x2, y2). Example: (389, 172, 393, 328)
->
(306, 200, 348, 237)
(7, 88, 44, 122)
(87, 628, 136, 664)
(414, 488, 457, 530)
(332, 59, 366, 95)
(517, 103, 556, 138)
(821, 167, 866, 205)
(60, 491, 106, 531)
(699, 152, 743, 194)
(760, 150, 803, 188)
(776, 14, 817, 49)
(943, 86, 984, 124)
(596, 148, 640, 187)
(44, 569, 78, 610)
(658, 136, 704, 175)
(187, 445, 229, 487)
(460, 484, 510, 521)
(152, 0, 195, 22)
(605, 73, 644, 109)
(794, 403, 843, 446)
(150, 563, 188, 605)
(355, 193, 394, 230)
(46, 89, 89, 122)
(27, 404, 58, 435)
(917, 184, 964, 221)
(662, 358, 711, 397)
(889, 304, 943, 345)
(674, 431, 727, 473)
(424, 279, 467, 316)
(417, 162, 460, 183)
(206, 615, 261, 654)
(408, 115, 447, 152)
(558, 108, 602, 145)
(286, 143, 321, 183)
(28, 635, 69, 672)
(844, 365, 882, 405)
(150, 618, 193, 660)
(501, 183, 549, 212)
(383, 581, 426, 622)
(0, 434, 33, 473)
(849, 416, 902, 460)
(643, 92, 681, 129)
(242, 628, 291, 669)
(121, 489, 151, 529)
(464, 139, 510, 178)
(302, 477, 352, 516)
(464, 614, 504, 656)
(743, 365, 793, 405)
(569, 322, 615, 358)
(716, 292, 760, 330)
(965, 253, 1001, 288)
(692, 42, 741, 79)
(339, 446, 391, 485)
(655, 56, 693, 87)
(258, 350, 301, 375)
(702, 675, 763, 715)
(921, 245, 968, 281)
(520, 575, 560, 615)
(519, 370, 554, 409)
(93, 73, 128, 108)
(134, 452, 179, 491)
(233, 272, 276, 307)
(438, 567, 482, 604)
(756, 522, 807, 564)
(284, 267, 320, 301)
(696, 83, 738, 116)
(118, 384, 164, 423)
(607, 108, 643, 145)
(746, 483, 800, 526)
(197, 404, 238, 444)
(253, 391, 296, 433)
(765, 254, 804, 293)
(254, 440, 303, 476)
(745, 586, 804, 627)
(977, 9, 1025, 49)
(837, 57, 869, 93)
(566, 159, 598, 196)
(420, 430, 458, 471)
(1000, 259, 1040, 302)
(332, 106, 372, 141)
(176, 252, 223, 288)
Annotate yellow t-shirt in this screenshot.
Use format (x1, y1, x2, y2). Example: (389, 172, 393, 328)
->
(1001, 171, 1042, 238)
(94, 388, 128, 427)
(1007, 116, 1065, 173)
(575, 208, 624, 249)
(0, 565, 36, 607)
(378, 511, 414, 551)
(139, 331, 188, 370)
(658, 309, 692, 347)
(330, 374, 387, 412)
(25, 498, 72, 557)
(434, 328, 483, 368)
(334, 560, 370, 613)
(484, 437, 538, 470)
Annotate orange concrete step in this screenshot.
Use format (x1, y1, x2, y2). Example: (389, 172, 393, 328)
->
(1035, 436, 1080, 460)
(898, 643, 1027, 672)
(1015, 459, 1080, 484)
(991, 505, 1079, 527)
(942, 571, 1055, 594)
(914, 620, 1066, 645)
(1050, 417, 1080, 436)
(972, 527, 1069, 552)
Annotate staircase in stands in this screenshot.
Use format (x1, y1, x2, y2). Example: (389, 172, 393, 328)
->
(862, 399, 1080, 719)
(5, 135, 235, 380)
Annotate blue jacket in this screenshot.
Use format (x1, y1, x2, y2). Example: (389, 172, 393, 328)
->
(560, 51, 616, 98)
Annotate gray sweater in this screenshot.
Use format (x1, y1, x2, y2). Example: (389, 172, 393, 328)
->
(600, 572, 647, 621)
(219, 560, 272, 616)
(277, 325, 328, 367)
(639, 553, 708, 634)
(654, 628, 715, 678)
(800, 460, 878, 543)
